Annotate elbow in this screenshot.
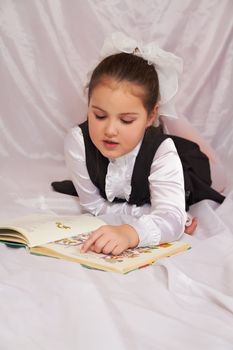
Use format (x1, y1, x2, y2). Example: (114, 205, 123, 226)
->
(158, 209, 186, 243)
(80, 201, 105, 217)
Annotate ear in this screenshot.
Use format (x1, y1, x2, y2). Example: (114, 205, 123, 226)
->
(146, 103, 159, 127)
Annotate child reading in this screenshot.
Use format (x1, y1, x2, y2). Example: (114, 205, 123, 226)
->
(56, 33, 225, 256)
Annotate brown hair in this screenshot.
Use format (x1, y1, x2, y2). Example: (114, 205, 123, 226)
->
(87, 52, 159, 114)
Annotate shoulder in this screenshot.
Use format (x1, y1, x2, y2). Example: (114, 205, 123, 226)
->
(144, 126, 178, 157)
(150, 137, 183, 174)
(64, 125, 85, 159)
(154, 137, 179, 159)
(149, 137, 184, 181)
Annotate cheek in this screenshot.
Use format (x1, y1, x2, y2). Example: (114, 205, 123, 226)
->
(121, 124, 146, 145)
(88, 117, 98, 143)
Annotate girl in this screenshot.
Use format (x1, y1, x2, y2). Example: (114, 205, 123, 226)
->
(61, 33, 225, 256)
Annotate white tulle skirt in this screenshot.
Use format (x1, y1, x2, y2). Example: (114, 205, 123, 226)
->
(160, 115, 227, 194)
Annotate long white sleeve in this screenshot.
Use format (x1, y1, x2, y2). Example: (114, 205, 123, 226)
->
(64, 126, 187, 246)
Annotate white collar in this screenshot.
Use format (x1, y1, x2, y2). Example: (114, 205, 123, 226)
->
(109, 140, 142, 165)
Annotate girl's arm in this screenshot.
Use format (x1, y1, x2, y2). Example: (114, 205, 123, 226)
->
(65, 127, 186, 248)
(134, 137, 187, 246)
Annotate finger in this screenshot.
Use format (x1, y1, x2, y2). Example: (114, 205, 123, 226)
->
(91, 235, 113, 253)
(102, 240, 118, 255)
(111, 244, 126, 256)
(81, 230, 103, 253)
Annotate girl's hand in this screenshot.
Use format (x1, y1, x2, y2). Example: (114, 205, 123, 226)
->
(80, 224, 139, 256)
(185, 217, 198, 235)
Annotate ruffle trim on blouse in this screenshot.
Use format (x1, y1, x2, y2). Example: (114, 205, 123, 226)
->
(105, 158, 132, 202)
(105, 142, 141, 202)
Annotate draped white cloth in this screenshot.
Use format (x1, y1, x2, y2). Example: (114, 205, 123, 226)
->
(1, 1, 233, 349)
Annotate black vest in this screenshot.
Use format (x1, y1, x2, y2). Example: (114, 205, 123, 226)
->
(52, 121, 225, 210)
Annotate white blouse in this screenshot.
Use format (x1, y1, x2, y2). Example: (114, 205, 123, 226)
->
(64, 126, 187, 247)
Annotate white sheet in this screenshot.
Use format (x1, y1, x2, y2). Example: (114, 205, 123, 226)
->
(0, 1, 233, 349)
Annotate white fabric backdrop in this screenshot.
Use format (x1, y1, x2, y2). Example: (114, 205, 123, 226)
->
(1, 0, 233, 164)
(0, 1, 233, 350)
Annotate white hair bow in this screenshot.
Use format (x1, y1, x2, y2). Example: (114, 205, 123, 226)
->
(100, 32, 183, 119)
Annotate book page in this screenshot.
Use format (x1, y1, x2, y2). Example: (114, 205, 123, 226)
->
(0, 214, 105, 247)
(32, 238, 190, 273)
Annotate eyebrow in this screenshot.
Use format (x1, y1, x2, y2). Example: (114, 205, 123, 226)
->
(91, 105, 139, 116)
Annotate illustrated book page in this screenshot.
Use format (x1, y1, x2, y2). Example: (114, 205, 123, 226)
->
(0, 214, 190, 273)
(0, 214, 105, 247)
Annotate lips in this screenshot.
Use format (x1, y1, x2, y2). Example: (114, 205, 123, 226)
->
(103, 140, 119, 149)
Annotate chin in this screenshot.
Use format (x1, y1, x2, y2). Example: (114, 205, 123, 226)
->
(100, 150, 119, 159)
(98, 148, 121, 159)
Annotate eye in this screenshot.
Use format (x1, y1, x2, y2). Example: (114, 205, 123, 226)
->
(121, 119, 134, 124)
(95, 114, 106, 120)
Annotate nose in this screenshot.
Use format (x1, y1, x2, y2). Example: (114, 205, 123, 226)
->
(104, 119, 118, 137)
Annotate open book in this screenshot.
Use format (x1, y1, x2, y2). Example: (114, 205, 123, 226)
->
(0, 214, 190, 273)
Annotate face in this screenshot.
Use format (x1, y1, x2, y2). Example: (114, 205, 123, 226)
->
(88, 78, 157, 159)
